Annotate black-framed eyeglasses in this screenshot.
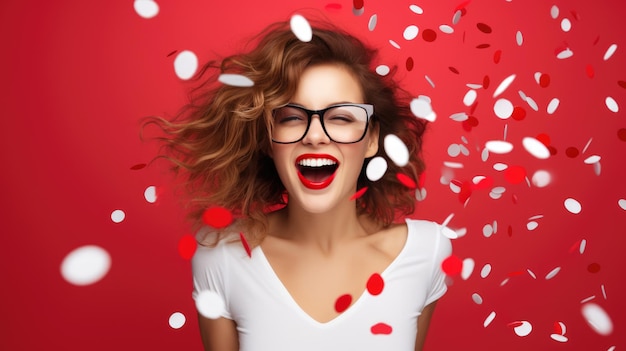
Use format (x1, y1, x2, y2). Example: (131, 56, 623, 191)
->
(271, 103, 374, 144)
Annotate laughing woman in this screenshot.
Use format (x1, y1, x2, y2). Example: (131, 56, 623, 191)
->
(149, 18, 452, 351)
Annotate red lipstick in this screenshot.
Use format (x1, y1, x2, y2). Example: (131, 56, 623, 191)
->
(295, 154, 339, 190)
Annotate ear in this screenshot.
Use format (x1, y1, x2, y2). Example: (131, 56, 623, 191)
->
(364, 123, 379, 158)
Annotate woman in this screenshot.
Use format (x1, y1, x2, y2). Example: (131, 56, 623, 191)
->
(151, 17, 451, 351)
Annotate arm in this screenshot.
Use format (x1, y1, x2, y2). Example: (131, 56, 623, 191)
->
(414, 301, 438, 351)
(197, 314, 239, 351)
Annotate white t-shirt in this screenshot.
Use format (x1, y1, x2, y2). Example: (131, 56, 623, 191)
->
(192, 218, 452, 351)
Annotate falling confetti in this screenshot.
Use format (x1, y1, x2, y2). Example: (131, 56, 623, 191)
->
(111, 209, 125, 223)
(168, 312, 186, 329)
(178, 234, 197, 260)
(334, 294, 352, 313)
(202, 207, 234, 228)
(290, 14, 312, 42)
(218, 74, 254, 87)
(174, 50, 198, 80)
(60, 245, 111, 286)
(366, 273, 384, 295)
(581, 303, 613, 335)
(134, 0, 159, 19)
(371, 322, 393, 335)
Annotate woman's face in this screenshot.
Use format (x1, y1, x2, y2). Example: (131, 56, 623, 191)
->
(270, 63, 379, 214)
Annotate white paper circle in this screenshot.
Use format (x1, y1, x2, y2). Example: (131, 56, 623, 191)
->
(368, 14, 378, 31)
(531, 170, 551, 187)
(218, 73, 254, 87)
(384, 134, 409, 166)
(461, 258, 475, 280)
(560, 18, 572, 32)
(144, 186, 157, 203)
(403, 25, 419, 40)
(290, 14, 312, 42)
(547, 98, 560, 114)
(493, 74, 516, 98)
(472, 293, 483, 304)
(366, 156, 388, 181)
(494, 99, 514, 119)
(410, 97, 436, 122)
(463, 90, 477, 106)
(111, 209, 125, 223)
(134, 0, 159, 19)
(513, 321, 532, 336)
(480, 264, 492, 278)
(564, 198, 582, 214)
(582, 303, 613, 335)
(485, 140, 513, 154)
(169, 312, 186, 329)
(375, 65, 390, 76)
(605, 97, 619, 113)
(61, 245, 111, 286)
(174, 50, 198, 80)
(618, 199, 626, 211)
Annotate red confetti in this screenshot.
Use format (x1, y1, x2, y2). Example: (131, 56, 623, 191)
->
(422, 29, 437, 42)
(449, 66, 459, 74)
(571, 10, 580, 21)
(618, 128, 626, 141)
(130, 163, 147, 170)
(535, 133, 551, 147)
(476, 22, 492, 33)
(325, 3, 342, 11)
(468, 116, 479, 126)
(507, 225, 513, 237)
(553, 321, 564, 335)
(539, 73, 551, 87)
(406, 57, 414, 71)
(504, 165, 526, 185)
(469, 101, 479, 115)
(454, 0, 471, 13)
(418, 172, 427, 188)
(511, 106, 526, 121)
(462, 120, 473, 132)
(588, 263, 601, 273)
(281, 192, 289, 204)
(593, 35, 600, 45)
(366, 273, 384, 295)
(548, 146, 558, 156)
(441, 254, 463, 276)
(396, 173, 417, 189)
(618, 80, 626, 89)
(569, 239, 582, 253)
(512, 194, 518, 204)
(459, 181, 472, 204)
(493, 50, 502, 64)
(565, 147, 579, 158)
(586, 64, 595, 78)
(473, 176, 493, 190)
(350, 187, 368, 201)
(476, 43, 490, 49)
(334, 294, 352, 313)
(202, 207, 234, 228)
(239, 232, 252, 258)
(483, 75, 490, 89)
(178, 234, 197, 260)
(353, 0, 364, 9)
(166, 50, 178, 57)
(508, 271, 524, 277)
(371, 322, 393, 335)
(508, 321, 524, 328)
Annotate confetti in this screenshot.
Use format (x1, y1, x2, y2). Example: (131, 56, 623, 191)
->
(485, 140, 513, 154)
(461, 258, 475, 280)
(375, 65, 390, 76)
(111, 209, 125, 223)
(366, 273, 384, 295)
(174, 50, 198, 80)
(523, 137, 551, 159)
(366, 156, 387, 181)
(195, 290, 226, 319)
(202, 207, 234, 228)
(371, 322, 393, 335)
(472, 293, 483, 304)
(422, 29, 437, 42)
(130, 163, 147, 170)
(480, 264, 492, 278)
(178, 234, 197, 260)
(545, 267, 561, 280)
(410, 97, 436, 121)
(547, 98, 560, 114)
(476, 22, 492, 33)
(218, 74, 254, 87)
(531, 170, 551, 187)
(586, 64, 595, 78)
(603, 44, 617, 61)
(389, 39, 401, 49)
(350, 187, 368, 201)
(442, 254, 463, 276)
(406, 57, 414, 71)
(134, 0, 159, 19)
(290, 14, 312, 42)
(403, 25, 419, 40)
(605, 97, 619, 112)
(560, 18, 572, 32)
(564, 198, 582, 214)
(168, 312, 186, 329)
(439, 25, 454, 34)
(61, 245, 111, 286)
(484, 311, 496, 327)
(409, 4, 424, 14)
(581, 303, 613, 335)
(619, 199, 626, 211)
(516, 31, 523, 46)
(510, 321, 532, 337)
(584, 155, 601, 164)
(144, 185, 157, 203)
(396, 173, 417, 189)
(556, 48, 574, 59)
(368, 14, 377, 31)
(334, 294, 352, 313)
(384, 134, 409, 166)
(239, 232, 251, 258)
(493, 74, 516, 98)
(463, 90, 477, 106)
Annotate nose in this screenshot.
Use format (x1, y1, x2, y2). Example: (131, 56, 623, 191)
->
(302, 115, 330, 145)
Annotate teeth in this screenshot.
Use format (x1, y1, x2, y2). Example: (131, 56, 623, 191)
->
(297, 158, 337, 167)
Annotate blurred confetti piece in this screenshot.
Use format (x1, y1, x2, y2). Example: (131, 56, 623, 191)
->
(350, 187, 368, 201)
(366, 156, 387, 181)
(442, 254, 463, 276)
(384, 134, 409, 166)
(480, 263, 492, 278)
(493, 74, 516, 98)
(545, 267, 561, 280)
(531, 170, 551, 187)
(144, 185, 157, 203)
(368, 14, 377, 31)
(239, 232, 252, 258)
(472, 293, 483, 304)
(290, 14, 312, 42)
(178, 234, 197, 260)
(134, 0, 159, 19)
(581, 303, 613, 335)
(410, 97, 437, 121)
(168, 312, 186, 329)
(550, 5, 559, 19)
(174, 50, 198, 80)
(130, 163, 147, 170)
(376, 65, 390, 76)
(485, 140, 513, 154)
(218, 74, 254, 87)
(523, 137, 550, 159)
(461, 258, 475, 280)
(371, 322, 393, 335)
(61, 245, 111, 286)
(335, 294, 352, 313)
(396, 173, 417, 189)
(195, 290, 226, 319)
(202, 207, 234, 228)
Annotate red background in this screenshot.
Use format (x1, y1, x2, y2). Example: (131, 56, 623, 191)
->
(2, 0, 625, 350)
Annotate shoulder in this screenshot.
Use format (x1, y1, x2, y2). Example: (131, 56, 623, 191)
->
(405, 219, 452, 260)
(192, 227, 244, 269)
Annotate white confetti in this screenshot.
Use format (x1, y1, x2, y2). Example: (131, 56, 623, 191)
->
(472, 293, 483, 304)
(480, 264, 492, 278)
(403, 25, 419, 40)
(485, 140, 513, 154)
(290, 14, 312, 42)
(61, 245, 111, 286)
(493, 74, 516, 98)
(383, 134, 409, 166)
(484, 311, 496, 327)
(516, 31, 523, 46)
(409, 4, 424, 14)
(523, 137, 550, 159)
(111, 209, 125, 223)
(375, 65, 390, 76)
(582, 303, 613, 335)
(144, 185, 157, 203)
(494, 99, 513, 119)
(410, 97, 436, 121)
(603, 44, 618, 61)
(605, 96, 619, 112)
(169, 312, 186, 329)
(545, 267, 561, 280)
(134, 0, 159, 19)
(366, 156, 388, 181)
(174, 50, 198, 80)
(564, 198, 582, 214)
(368, 14, 378, 31)
(513, 321, 532, 337)
(531, 170, 551, 187)
(560, 18, 572, 32)
(195, 290, 227, 319)
(547, 98, 560, 114)
(463, 90, 477, 106)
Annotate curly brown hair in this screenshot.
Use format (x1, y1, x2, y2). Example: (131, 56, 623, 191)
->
(144, 18, 427, 247)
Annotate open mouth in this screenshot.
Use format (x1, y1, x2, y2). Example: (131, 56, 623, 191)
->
(295, 155, 339, 190)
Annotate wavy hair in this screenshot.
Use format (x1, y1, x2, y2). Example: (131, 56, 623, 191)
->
(144, 19, 427, 247)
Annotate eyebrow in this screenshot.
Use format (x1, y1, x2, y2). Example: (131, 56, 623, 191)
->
(288, 101, 363, 109)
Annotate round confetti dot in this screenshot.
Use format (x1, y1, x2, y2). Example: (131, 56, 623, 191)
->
(174, 50, 198, 80)
(442, 254, 463, 276)
(290, 14, 312, 42)
(485, 140, 513, 154)
(371, 322, 393, 335)
(504, 165, 526, 184)
(581, 303, 613, 335)
(439, 25, 454, 34)
(463, 90, 477, 106)
(168, 312, 186, 329)
(523, 137, 550, 159)
(494, 99, 514, 119)
(406, 57, 414, 71)
(195, 290, 226, 319)
(144, 185, 157, 203)
(539, 73, 551, 87)
(403, 25, 419, 40)
(202, 207, 234, 228)
(619, 199, 626, 210)
(134, 0, 159, 19)
(619, 81, 626, 89)
(384, 134, 409, 167)
(368, 14, 377, 31)
(410, 97, 436, 122)
(605, 97, 619, 112)
(511, 106, 526, 120)
(61, 245, 111, 286)
(353, 0, 364, 10)
(560, 18, 572, 32)
(461, 258, 475, 280)
(527, 221, 539, 231)
(588, 263, 601, 273)
(531, 170, 551, 187)
(111, 209, 125, 223)
(511, 321, 532, 337)
(545, 267, 561, 280)
(366, 273, 384, 295)
(483, 224, 494, 238)
(603, 44, 618, 61)
(618, 128, 626, 141)
(375, 65, 390, 76)
(480, 264, 492, 278)
(218, 74, 254, 87)
(409, 4, 423, 14)
(448, 144, 461, 157)
(550, 5, 559, 19)
(334, 294, 352, 313)
(472, 293, 483, 304)
(422, 29, 437, 42)
(556, 47, 574, 59)
(565, 147, 579, 158)
(366, 156, 388, 181)
(484, 311, 496, 327)
(178, 234, 197, 260)
(564, 198, 582, 214)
